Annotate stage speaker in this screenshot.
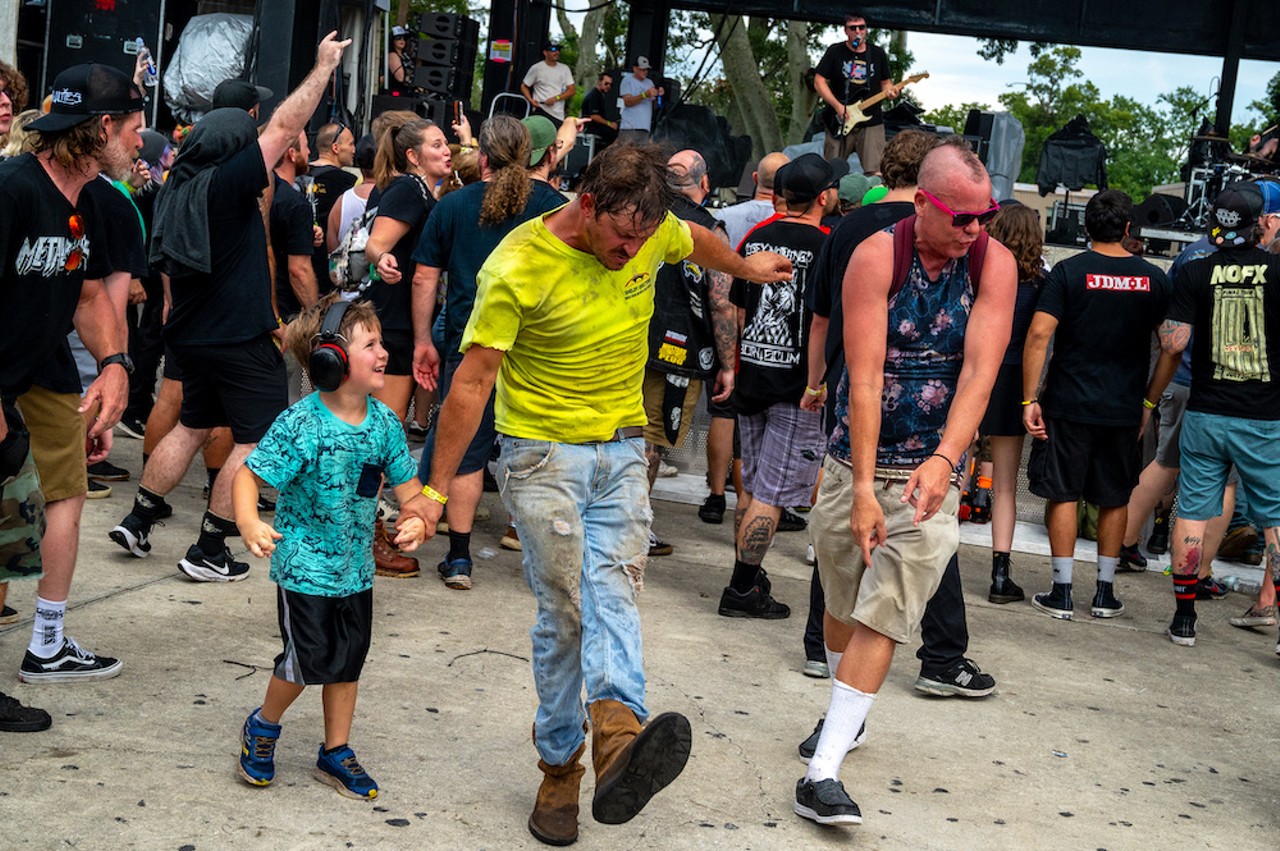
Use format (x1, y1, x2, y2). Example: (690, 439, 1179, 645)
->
(1047, 201, 1089, 247)
(418, 12, 475, 40)
(409, 13, 479, 103)
(371, 93, 430, 120)
(1133, 193, 1188, 227)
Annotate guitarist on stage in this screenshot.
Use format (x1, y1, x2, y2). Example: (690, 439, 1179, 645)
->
(815, 12, 900, 173)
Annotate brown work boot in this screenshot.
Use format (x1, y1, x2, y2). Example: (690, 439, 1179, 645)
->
(373, 519, 420, 578)
(528, 741, 586, 846)
(588, 699, 691, 825)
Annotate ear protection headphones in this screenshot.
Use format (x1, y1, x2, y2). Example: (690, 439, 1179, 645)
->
(309, 300, 352, 393)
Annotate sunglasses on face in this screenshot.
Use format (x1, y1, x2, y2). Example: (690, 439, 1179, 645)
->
(846, 24, 867, 30)
(919, 189, 1000, 228)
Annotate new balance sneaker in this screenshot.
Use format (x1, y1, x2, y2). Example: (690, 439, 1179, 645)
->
(794, 777, 862, 826)
(698, 493, 726, 524)
(437, 558, 473, 590)
(1090, 581, 1125, 618)
(238, 708, 282, 787)
(1196, 576, 1228, 600)
(718, 585, 790, 619)
(1031, 583, 1074, 620)
(798, 717, 867, 764)
(314, 744, 378, 800)
(914, 658, 995, 698)
(648, 532, 673, 557)
(0, 691, 51, 732)
(777, 509, 808, 532)
(109, 513, 153, 558)
(1117, 543, 1147, 572)
(87, 460, 130, 481)
(1167, 614, 1197, 647)
(19, 636, 122, 683)
(178, 544, 250, 582)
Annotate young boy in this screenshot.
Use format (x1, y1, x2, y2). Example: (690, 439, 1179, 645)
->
(233, 295, 429, 800)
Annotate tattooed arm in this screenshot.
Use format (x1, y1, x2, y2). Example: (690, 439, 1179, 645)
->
(705, 227, 738, 402)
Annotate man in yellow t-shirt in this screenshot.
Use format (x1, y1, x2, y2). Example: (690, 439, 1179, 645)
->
(415, 144, 792, 845)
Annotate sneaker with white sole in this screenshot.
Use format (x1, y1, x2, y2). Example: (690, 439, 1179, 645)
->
(798, 717, 867, 764)
(238, 708, 282, 787)
(794, 777, 862, 825)
(1167, 614, 1197, 647)
(803, 659, 830, 678)
(109, 513, 153, 558)
(314, 744, 378, 800)
(914, 658, 996, 698)
(19, 636, 122, 683)
(178, 544, 250, 582)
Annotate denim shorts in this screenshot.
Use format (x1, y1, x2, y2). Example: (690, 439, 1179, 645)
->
(1177, 410, 1280, 526)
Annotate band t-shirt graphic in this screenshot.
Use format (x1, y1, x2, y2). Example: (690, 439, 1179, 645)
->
(730, 216, 828, 413)
(815, 41, 890, 125)
(1169, 244, 1280, 419)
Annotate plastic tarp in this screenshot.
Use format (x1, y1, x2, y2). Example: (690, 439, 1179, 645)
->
(651, 104, 751, 191)
(162, 13, 255, 123)
(986, 113, 1025, 201)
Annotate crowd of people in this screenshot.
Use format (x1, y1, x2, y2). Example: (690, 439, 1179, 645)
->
(1, 9, 1279, 843)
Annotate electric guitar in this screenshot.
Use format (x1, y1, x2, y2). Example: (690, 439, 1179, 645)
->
(824, 71, 929, 138)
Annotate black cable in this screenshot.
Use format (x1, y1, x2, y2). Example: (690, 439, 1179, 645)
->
(544, 0, 615, 12)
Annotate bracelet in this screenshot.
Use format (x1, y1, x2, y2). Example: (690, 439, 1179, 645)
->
(421, 484, 448, 505)
(1142, 397, 1157, 410)
(804, 384, 826, 397)
(928, 452, 957, 470)
(1020, 398, 1037, 406)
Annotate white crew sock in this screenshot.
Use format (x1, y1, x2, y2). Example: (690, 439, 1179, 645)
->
(1051, 556, 1074, 586)
(29, 596, 66, 656)
(824, 646, 843, 677)
(806, 679, 875, 782)
(1096, 555, 1119, 584)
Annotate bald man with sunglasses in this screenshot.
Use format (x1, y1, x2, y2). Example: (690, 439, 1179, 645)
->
(794, 138, 1015, 827)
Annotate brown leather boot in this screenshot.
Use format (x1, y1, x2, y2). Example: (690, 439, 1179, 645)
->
(528, 741, 585, 846)
(373, 519, 420, 577)
(588, 699, 691, 825)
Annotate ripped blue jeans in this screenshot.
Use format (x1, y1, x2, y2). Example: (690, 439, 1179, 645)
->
(497, 435, 653, 766)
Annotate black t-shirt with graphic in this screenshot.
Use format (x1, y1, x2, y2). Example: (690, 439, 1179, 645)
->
(164, 143, 274, 347)
(1036, 251, 1171, 426)
(815, 42, 891, 125)
(368, 174, 435, 331)
(730, 216, 829, 413)
(0, 154, 110, 398)
(1168, 244, 1280, 419)
(271, 174, 318, 320)
(36, 175, 149, 394)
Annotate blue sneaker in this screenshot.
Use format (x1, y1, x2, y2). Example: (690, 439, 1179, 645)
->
(437, 557, 473, 590)
(314, 744, 379, 800)
(237, 708, 281, 787)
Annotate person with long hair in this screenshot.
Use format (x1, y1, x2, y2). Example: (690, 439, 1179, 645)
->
(980, 202, 1044, 604)
(408, 114, 567, 588)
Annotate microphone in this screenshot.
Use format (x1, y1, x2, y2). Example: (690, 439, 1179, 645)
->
(851, 35, 862, 47)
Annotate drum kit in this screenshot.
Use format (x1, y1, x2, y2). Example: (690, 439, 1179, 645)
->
(1180, 131, 1276, 229)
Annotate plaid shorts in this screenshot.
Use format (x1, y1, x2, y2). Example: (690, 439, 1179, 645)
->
(737, 402, 825, 507)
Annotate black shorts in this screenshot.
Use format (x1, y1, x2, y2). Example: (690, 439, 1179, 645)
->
(980, 362, 1026, 437)
(274, 586, 374, 685)
(381, 328, 414, 377)
(174, 334, 287, 444)
(1027, 415, 1141, 507)
(162, 344, 182, 381)
(705, 382, 735, 420)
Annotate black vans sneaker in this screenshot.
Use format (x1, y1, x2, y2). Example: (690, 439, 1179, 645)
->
(794, 777, 863, 825)
(798, 717, 867, 764)
(109, 513, 153, 558)
(1090, 581, 1125, 618)
(718, 585, 790, 619)
(19, 637, 122, 683)
(1031, 583, 1074, 620)
(178, 544, 250, 582)
(1167, 614, 1197, 647)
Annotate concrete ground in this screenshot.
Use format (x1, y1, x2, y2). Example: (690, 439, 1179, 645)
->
(1, 433, 1277, 850)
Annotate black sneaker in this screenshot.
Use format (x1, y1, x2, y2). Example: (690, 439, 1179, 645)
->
(1146, 513, 1170, 555)
(794, 777, 863, 826)
(0, 604, 17, 625)
(698, 493, 726, 524)
(777, 509, 807, 532)
(87, 460, 130, 481)
(1117, 544, 1147, 573)
(153, 497, 173, 521)
(109, 513, 153, 558)
(1167, 614, 1197, 647)
(1090, 581, 1125, 618)
(914, 658, 995, 698)
(19, 637, 122, 683)
(1196, 577, 1228, 600)
(178, 544, 251, 582)
(798, 717, 867, 764)
(86, 480, 112, 499)
(1031, 583, 1074, 620)
(0, 691, 51, 732)
(648, 533, 673, 557)
(115, 416, 146, 440)
(718, 585, 790, 619)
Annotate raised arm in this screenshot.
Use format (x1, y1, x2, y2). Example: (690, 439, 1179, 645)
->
(259, 32, 351, 180)
(687, 221, 792, 284)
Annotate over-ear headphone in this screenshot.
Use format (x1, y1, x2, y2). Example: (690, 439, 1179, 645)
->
(309, 300, 352, 393)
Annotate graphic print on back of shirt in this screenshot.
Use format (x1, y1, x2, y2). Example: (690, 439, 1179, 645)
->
(740, 241, 814, 368)
(1212, 286, 1269, 382)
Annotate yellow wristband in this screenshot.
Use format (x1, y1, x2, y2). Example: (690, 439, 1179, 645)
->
(1142, 397, 1157, 410)
(421, 484, 448, 505)
(804, 384, 826, 397)
(1020, 398, 1037, 406)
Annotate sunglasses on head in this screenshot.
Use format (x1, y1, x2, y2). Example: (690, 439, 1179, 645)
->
(919, 189, 1000, 228)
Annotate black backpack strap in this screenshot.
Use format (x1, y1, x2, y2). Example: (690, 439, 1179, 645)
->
(889, 214, 916, 300)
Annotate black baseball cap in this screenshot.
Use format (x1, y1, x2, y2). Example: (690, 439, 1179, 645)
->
(29, 63, 145, 133)
(1209, 180, 1264, 247)
(775, 153, 849, 204)
(211, 79, 273, 112)
(544, 40, 562, 51)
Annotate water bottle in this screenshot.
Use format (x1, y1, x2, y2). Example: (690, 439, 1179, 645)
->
(136, 38, 158, 87)
(1220, 575, 1262, 595)
(655, 91, 663, 108)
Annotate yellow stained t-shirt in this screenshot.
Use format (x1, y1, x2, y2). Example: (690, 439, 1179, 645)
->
(462, 210, 694, 444)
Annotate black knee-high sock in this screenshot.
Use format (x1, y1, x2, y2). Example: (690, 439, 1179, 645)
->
(196, 510, 236, 555)
(447, 530, 471, 563)
(730, 558, 761, 593)
(1172, 575, 1198, 618)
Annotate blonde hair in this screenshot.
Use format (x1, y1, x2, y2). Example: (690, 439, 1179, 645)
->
(2, 109, 41, 157)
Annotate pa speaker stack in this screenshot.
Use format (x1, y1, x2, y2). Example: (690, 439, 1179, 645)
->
(412, 13, 480, 103)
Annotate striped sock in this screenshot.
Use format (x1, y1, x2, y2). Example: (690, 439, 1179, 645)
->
(1172, 574, 1198, 618)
